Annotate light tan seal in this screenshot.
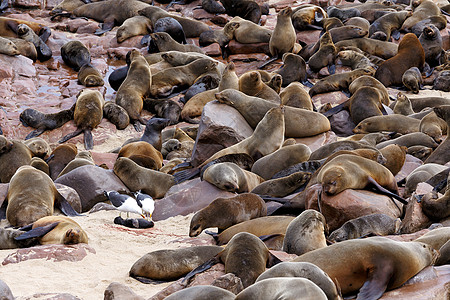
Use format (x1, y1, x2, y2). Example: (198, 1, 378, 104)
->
(116, 16, 152, 43)
(239, 71, 280, 103)
(378, 144, 407, 176)
(115, 49, 152, 131)
(202, 162, 264, 193)
(353, 115, 421, 134)
(402, 67, 422, 94)
(269, 7, 296, 59)
(283, 209, 328, 256)
(280, 82, 313, 110)
(77, 63, 104, 87)
(189, 193, 267, 237)
(308, 30, 336, 73)
(56, 150, 95, 178)
(293, 237, 437, 298)
(165, 286, 235, 300)
(0, 36, 21, 56)
(118, 141, 163, 170)
(251, 171, 311, 197)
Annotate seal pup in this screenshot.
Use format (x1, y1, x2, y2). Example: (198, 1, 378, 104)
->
(4, 165, 80, 227)
(0, 36, 21, 56)
(260, 7, 296, 69)
(308, 30, 337, 74)
(189, 193, 267, 237)
(59, 89, 104, 150)
(235, 278, 328, 300)
(256, 262, 340, 300)
(116, 16, 152, 43)
(143, 99, 181, 125)
(23, 137, 50, 159)
(78, 63, 104, 87)
(283, 210, 328, 256)
(17, 24, 51, 61)
(202, 162, 264, 193)
(130, 245, 223, 282)
(153, 17, 187, 44)
(375, 33, 425, 87)
(20, 105, 75, 139)
(56, 151, 95, 178)
(393, 92, 414, 115)
(15, 215, 88, 245)
(103, 101, 130, 130)
(139, 118, 171, 151)
(419, 110, 448, 142)
(239, 71, 280, 103)
(328, 213, 401, 242)
(115, 49, 152, 131)
(368, 11, 412, 41)
(402, 67, 422, 93)
(293, 237, 438, 298)
(118, 141, 163, 170)
(61, 40, 90, 71)
(403, 163, 448, 197)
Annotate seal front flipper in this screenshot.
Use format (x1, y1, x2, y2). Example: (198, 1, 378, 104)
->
(25, 128, 46, 140)
(258, 55, 279, 70)
(327, 63, 336, 75)
(322, 100, 348, 118)
(367, 176, 408, 205)
(95, 18, 116, 36)
(38, 27, 52, 43)
(391, 30, 401, 41)
(182, 256, 221, 284)
(83, 128, 93, 150)
(356, 259, 394, 300)
(59, 128, 83, 144)
(14, 222, 60, 241)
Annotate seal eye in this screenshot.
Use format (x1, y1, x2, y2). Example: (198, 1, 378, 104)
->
(192, 224, 200, 231)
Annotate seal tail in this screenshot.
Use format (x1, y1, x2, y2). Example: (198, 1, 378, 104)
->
(58, 128, 83, 144)
(83, 128, 94, 150)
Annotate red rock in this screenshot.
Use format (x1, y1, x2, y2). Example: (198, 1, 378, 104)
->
(55, 183, 82, 213)
(12, 77, 36, 95)
(294, 131, 337, 152)
(148, 279, 186, 300)
(210, 15, 230, 25)
(211, 273, 244, 295)
(0, 63, 14, 79)
(311, 91, 348, 107)
(2, 243, 95, 265)
(384, 229, 430, 242)
(107, 48, 135, 60)
(189, 264, 226, 286)
(104, 282, 144, 300)
(109, 36, 144, 49)
(190, 101, 253, 167)
(329, 110, 356, 137)
(193, 9, 215, 20)
(13, 0, 42, 8)
(203, 43, 221, 56)
(305, 184, 403, 231)
(400, 197, 432, 234)
(90, 151, 118, 170)
(270, 250, 297, 262)
(0, 54, 35, 78)
(228, 40, 270, 56)
(395, 154, 423, 182)
(153, 178, 235, 221)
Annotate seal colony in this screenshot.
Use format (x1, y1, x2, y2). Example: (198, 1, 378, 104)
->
(0, 0, 449, 298)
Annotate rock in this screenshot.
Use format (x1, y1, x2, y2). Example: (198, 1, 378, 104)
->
(400, 195, 432, 234)
(148, 279, 186, 300)
(153, 178, 235, 221)
(0, 63, 14, 79)
(0, 54, 36, 78)
(2, 244, 96, 265)
(228, 40, 270, 56)
(294, 131, 337, 152)
(188, 264, 226, 286)
(90, 151, 118, 170)
(55, 165, 130, 212)
(211, 273, 244, 295)
(380, 265, 450, 299)
(18, 293, 82, 299)
(55, 183, 82, 213)
(109, 36, 144, 49)
(305, 184, 403, 231)
(203, 43, 221, 56)
(0, 279, 14, 300)
(395, 154, 423, 182)
(384, 228, 430, 242)
(329, 110, 356, 137)
(312, 91, 348, 108)
(190, 101, 253, 167)
(104, 282, 144, 300)
(13, 0, 42, 8)
(12, 77, 36, 95)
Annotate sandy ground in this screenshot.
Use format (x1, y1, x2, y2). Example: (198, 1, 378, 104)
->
(0, 210, 214, 299)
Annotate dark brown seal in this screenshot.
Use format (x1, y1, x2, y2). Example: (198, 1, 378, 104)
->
(47, 143, 78, 180)
(103, 101, 130, 130)
(0, 136, 33, 183)
(78, 63, 104, 87)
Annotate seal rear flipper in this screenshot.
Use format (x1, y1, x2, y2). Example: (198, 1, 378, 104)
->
(14, 222, 60, 241)
(83, 128, 94, 150)
(0, 199, 7, 220)
(302, 79, 314, 88)
(25, 128, 45, 140)
(58, 128, 83, 144)
(140, 34, 151, 46)
(356, 260, 394, 300)
(129, 275, 167, 284)
(258, 56, 279, 70)
(0, 0, 8, 10)
(95, 18, 116, 36)
(367, 176, 408, 205)
(173, 168, 200, 184)
(327, 64, 336, 75)
(391, 30, 401, 41)
(56, 193, 83, 217)
(183, 115, 200, 124)
(0, 125, 2, 136)
(37, 42, 52, 62)
(182, 255, 221, 284)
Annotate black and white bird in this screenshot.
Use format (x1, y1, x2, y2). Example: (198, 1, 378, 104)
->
(104, 191, 145, 218)
(134, 190, 155, 220)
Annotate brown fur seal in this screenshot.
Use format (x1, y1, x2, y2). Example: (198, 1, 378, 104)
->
(113, 157, 175, 198)
(275, 53, 307, 87)
(393, 92, 414, 115)
(17, 23, 51, 61)
(215, 89, 330, 138)
(150, 58, 217, 97)
(348, 75, 389, 105)
(309, 68, 374, 96)
(199, 22, 238, 53)
(57, 151, 95, 178)
(291, 4, 327, 31)
(293, 237, 437, 298)
(116, 16, 151, 43)
(369, 11, 412, 41)
(402, 67, 422, 93)
(129, 245, 223, 282)
(235, 277, 328, 300)
(415, 227, 450, 252)
(239, 71, 280, 103)
(251, 143, 311, 180)
(280, 82, 313, 110)
(403, 163, 448, 197)
(20, 105, 75, 140)
(189, 193, 267, 237)
(283, 210, 328, 256)
(308, 31, 336, 73)
(118, 141, 163, 170)
(61, 40, 90, 71)
(59, 89, 104, 150)
(256, 262, 340, 300)
(401, 0, 442, 32)
(16, 215, 88, 245)
(103, 101, 130, 130)
(230, 16, 272, 44)
(30, 157, 50, 175)
(0, 137, 33, 183)
(77, 63, 104, 87)
(0, 17, 50, 40)
(376, 132, 438, 150)
(329, 213, 400, 242)
(23, 137, 50, 158)
(379, 144, 407, 176)
(317, 154, 400, 197)
(336, 49, 376, 71)
(148, 32, 203, 54)
(47, 143, 78, 180)
(5, 165, 79, 227)
(269, 7, 296, 59)
(5, 37, 37, 61)
(353, 115, 420, 134)
(0, 36, 21, 56)
(419, 24, 443, 67)
(375, 33, 425, 87)
(214, 216, 295, 245)
(165, 286, 235, 300)
(202, 162, 264, 193)
(115, 49, 151, 131)
(419, 110, 448, 142)
(335, 38, 398, 60)
(198, 106, 285, 167)
(251, 171, 311, 197)
(423, 105, 450, 164)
